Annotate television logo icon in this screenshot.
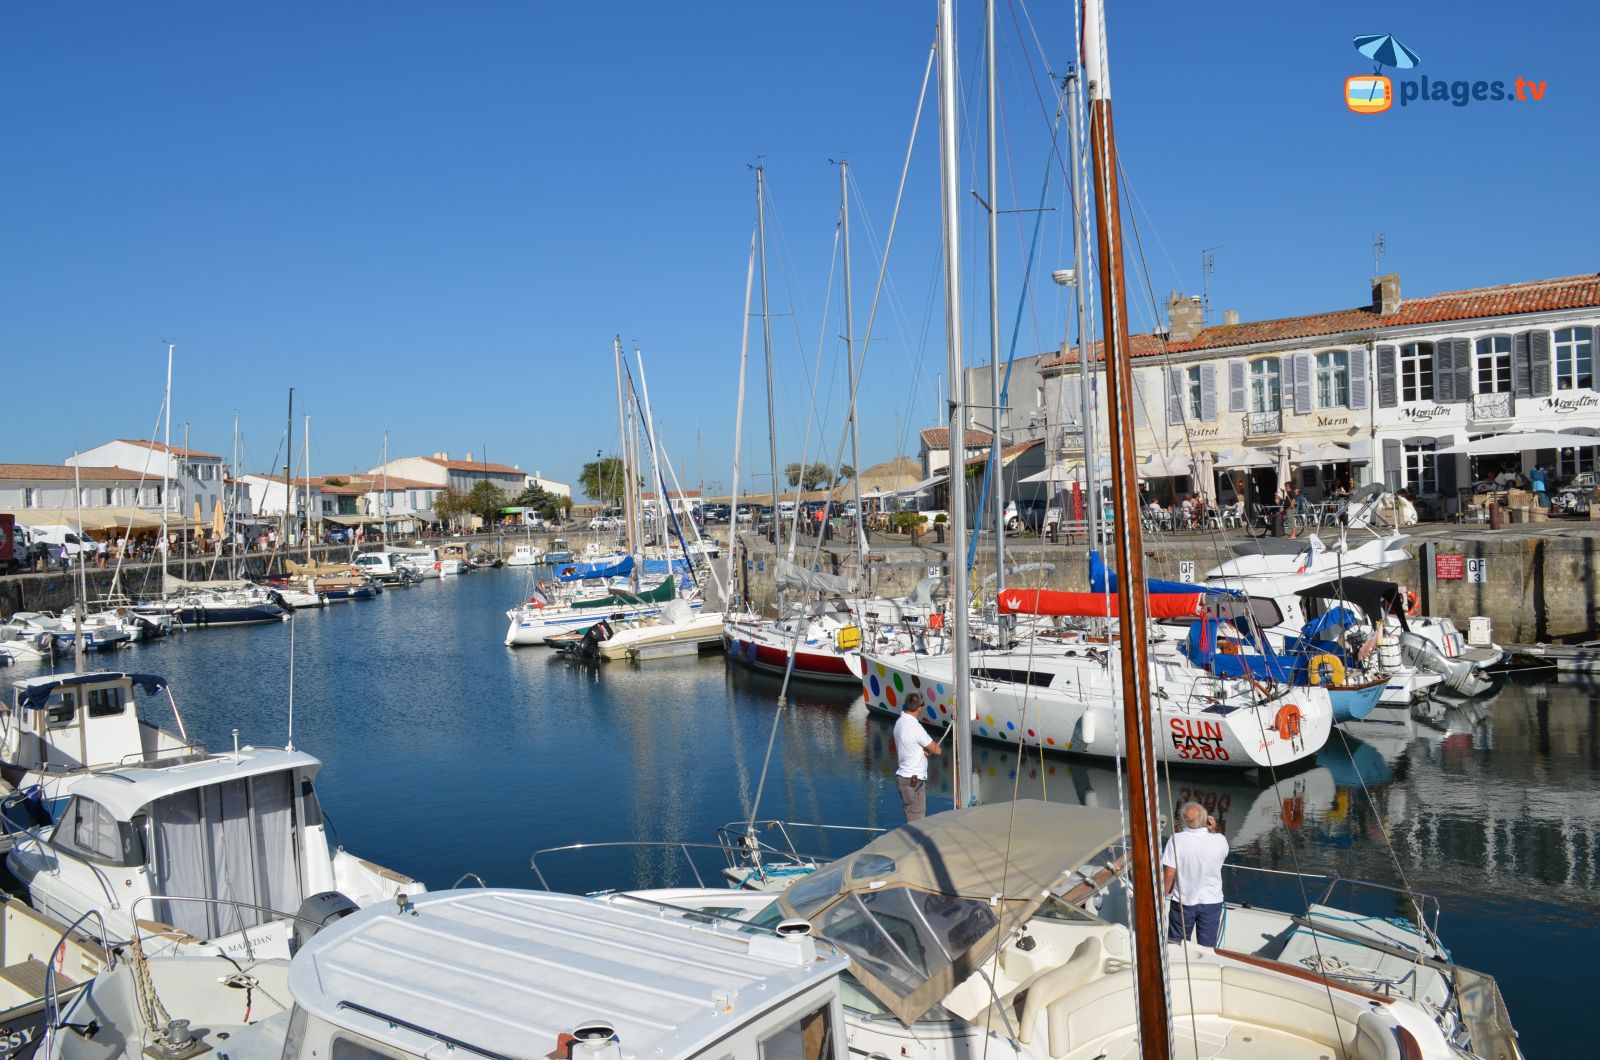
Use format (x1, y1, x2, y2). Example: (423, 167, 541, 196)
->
(1346, 75, 1392, 113)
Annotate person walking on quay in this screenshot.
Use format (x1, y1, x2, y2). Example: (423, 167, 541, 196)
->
(94, 537, 107, 569)
(893, 692, 941, 823)
(1530, 464, 1549, 509)
(55, 543, 69, 572)
(1162, 801, 1229, 948)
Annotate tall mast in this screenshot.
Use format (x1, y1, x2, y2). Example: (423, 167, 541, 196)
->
(304, 415, 313, 565)
(984, 0, 1005, 594)
(1067, 69, 1100, 550)
(728, 228, 758, 611)
(381, 431, 389, 544)
(839, 161, 868, 567)
(231, 410, 240, 579)
(937, 0, 973, 809)
(1084, 0, 1171, 1051)
(283, 388, 295, 565)
(182, 421, 191, 585)
(161, 342, 173, 596)
(613, 336, 637, 560)
(756, 166, 781, 552)
(71, 455, 86, 675)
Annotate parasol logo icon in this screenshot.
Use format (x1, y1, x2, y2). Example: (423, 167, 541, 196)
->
(1346, 76, 1392, 114)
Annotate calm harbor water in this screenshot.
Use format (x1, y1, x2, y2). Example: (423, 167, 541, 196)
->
(24, 568, 1595, 1054)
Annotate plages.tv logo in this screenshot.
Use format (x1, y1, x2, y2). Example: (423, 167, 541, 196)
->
(1344, 33, 1549, 114)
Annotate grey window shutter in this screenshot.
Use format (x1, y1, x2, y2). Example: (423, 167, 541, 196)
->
(1452, 338, 1472, 402)
(1199, 364, 1217, 421)
(1167, 367, 1184, 425)
(1376, 345, 1397, 407)
(1060, 377, 1082, 425)
(1435, 436, 1457, 498)
(1513, 332, 1532, 397)
(1382, 438, 1403, 489)
(1530, 330, 1553, 396)
(1294, 352, 1314, 412)
(1132, 372, 1149, 427)
(1277, 356, 1292, 410)
(1435, 341, 1456, 403)
(1228, 359, 1246, 412)
(1348, 348, 1368, 409)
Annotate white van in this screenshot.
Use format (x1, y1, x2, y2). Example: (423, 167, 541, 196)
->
(30, 525, 97, 557)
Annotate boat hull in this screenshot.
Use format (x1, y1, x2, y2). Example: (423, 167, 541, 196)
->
(505, 602, 691, 646)
(722, 627, 862, 683)
(1327, 679, 1388, 723)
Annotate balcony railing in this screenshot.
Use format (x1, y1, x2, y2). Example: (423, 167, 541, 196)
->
(1471, 392, 1514, 421)
(1245, 410, 1284, 437)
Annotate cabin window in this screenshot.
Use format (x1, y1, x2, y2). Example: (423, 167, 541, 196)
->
(46, 693, 77, 729)
(758, 1005, 834, 1060)
(809, 886, 998, 1001)
(54, 797, 127, 865)
(331, 1036, 406, 1060)
(87, 685, 126, 718)
(973, 667, 1053, 688)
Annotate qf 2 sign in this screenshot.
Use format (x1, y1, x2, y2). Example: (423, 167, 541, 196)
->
(1177, 560, 1196, 583)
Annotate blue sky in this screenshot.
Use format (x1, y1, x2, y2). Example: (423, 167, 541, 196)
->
(3, 2, 1595, 497)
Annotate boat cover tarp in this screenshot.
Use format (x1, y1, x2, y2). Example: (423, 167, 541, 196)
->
(641, 558, 692, 577)
(570, 575, 675, 609)
(775, 558, 851, 596)
(1300, 575, 1409, 632)
(997, 588, 1203, 619)
(17, 672, 167, 711)
(1089, 551, 1234, 596)
(557, 555, 635, 583)
(776, 801, 1124, 1025)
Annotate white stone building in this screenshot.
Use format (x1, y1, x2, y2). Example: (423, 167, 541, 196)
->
(67, 440, 227, 517)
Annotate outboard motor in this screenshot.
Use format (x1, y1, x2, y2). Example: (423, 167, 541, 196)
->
(575, 620, 614, 659)
(294, 891, 361, 950)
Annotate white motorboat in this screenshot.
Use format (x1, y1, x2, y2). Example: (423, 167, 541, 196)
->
(1, 613, 127, 656)
(1, 671, 421, 948)
(597, 600, 725, 660)
(270, 586, 327, 609)
(133, 580, 287, 627)
(386, 544, 441, 579)
(505, 575, 690, 646)
(506, 543, 542, 567)
(48, 887, 851, 1060)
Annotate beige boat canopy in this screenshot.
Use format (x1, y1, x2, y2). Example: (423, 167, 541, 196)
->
(776, 801, 1125, 1024)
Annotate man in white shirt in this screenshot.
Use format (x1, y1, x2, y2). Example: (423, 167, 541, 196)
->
(893, 693, 941, 822)
(1161, 801, 1229, 947)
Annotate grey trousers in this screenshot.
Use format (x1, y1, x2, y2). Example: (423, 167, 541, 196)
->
(897, 774, 927, 822)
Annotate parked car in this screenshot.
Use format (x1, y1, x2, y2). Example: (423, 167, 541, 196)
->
(588, 515, 619, 531)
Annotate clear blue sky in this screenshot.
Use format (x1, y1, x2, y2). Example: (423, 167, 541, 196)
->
(4, 2, 1595, 496)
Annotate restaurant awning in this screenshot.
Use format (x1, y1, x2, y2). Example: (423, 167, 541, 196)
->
(1435, 431, 1597, 456)
(1215, 448, 1277, 471)
(11, 507, 168, 531)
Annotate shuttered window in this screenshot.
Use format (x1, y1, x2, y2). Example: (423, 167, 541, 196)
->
(1400, 343, 1434, 402)
(1249, 358, 1281, 413)
(1315, 350, 1349, 408)
(1475, 336, 1513, 394)
(1555, 327, 1595, 391)
(1184, 366, 1204, 420)
(1403, 443, 1438, 495)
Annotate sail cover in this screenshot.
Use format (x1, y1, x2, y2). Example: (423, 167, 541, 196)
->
(774, 558, 851, 596)
(1089, 550, 1233, 596)
(997, 588, 1203, 619)
(556, 555, 635, 582)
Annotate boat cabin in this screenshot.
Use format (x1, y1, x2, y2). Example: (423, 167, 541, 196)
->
(3, 671, 195, 779)
(280, 889, 850, 1060)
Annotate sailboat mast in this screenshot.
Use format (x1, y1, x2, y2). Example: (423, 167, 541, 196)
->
(182, 421, 191, 585)
(1083, 0, 1171, 1051)
(984, 0, 1005, 594)
(1067, 69, 1100, 550)
(936, 0, 973, 809)
(728, 229, 758, 610)
(304, 415, 313, 565)
(161, 342, 173, 596)
(231, 411, 239, 579)
(839, 161, 868, 566)
(756, 166, 781, 552)
(613, 337, 636, 558)
(71, 455, 86, 675)
(283, 388, 294, 565)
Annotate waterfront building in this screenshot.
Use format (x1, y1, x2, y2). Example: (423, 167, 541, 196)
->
(238, 473, 323, 520)
(1037, 272, 1600, 512)
(368, 453, 567, 498)
(0, 463, 162, 528)
(67, 439, 227, 516)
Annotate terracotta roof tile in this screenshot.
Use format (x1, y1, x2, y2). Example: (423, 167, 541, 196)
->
(116, 439, 222, 460)
(961, 437, 1043, 468)
(918, 427, 994, 449)
(0, 464, 151, 481)
(1043, 273, 1600, 367)
(421, 457, 526, 476)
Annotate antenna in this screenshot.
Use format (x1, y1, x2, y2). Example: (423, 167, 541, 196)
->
(1372, 231, 1387, 278)
(1200, 246, 1222, 324)
(286, 611, 296, 751)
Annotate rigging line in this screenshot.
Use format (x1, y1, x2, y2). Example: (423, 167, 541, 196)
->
(1119, 166, 1187, 296)
(782, 226, 841, 559)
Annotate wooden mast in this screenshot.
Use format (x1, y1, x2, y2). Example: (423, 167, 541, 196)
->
(1082, 0, 1172, 1053)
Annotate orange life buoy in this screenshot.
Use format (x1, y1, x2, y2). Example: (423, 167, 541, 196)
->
(1404, 590, 1421, 618)
(1275, 704, 1303, 740)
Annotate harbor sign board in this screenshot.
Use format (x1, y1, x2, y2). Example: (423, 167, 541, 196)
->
(1436, 552, 1465, 580)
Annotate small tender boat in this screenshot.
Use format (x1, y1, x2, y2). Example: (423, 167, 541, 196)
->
(506, 543, 542, 567)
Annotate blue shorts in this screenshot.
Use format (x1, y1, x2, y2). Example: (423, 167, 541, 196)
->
(1168, 900, 1223, 947)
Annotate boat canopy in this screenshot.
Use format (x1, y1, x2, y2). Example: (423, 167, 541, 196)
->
(15, 671, 167, 711)
(774, 558, 851, 596)
(571, 574, 676, 609)
(557, 555, 635, 582)
(1089, 551, 1234, 596)
(1300, 575, 1409, 631)
(997, 588, 1203, 620)
(776, 802, 1124, 1024)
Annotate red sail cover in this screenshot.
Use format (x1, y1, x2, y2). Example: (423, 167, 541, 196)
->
(996, 588, 1202, 619)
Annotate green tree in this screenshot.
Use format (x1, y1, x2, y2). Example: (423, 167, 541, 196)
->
(579, 455, 628, 503)
(433, 487, 470, 529)
(784, 462, 804, 488)
(512, 483, 564, 522)
(835, 464, 854, 483)
(467, 481, 508, 524)
(802, 461, 833, 490)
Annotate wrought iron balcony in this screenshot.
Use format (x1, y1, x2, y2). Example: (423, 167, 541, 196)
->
(1245, 410, 1283, 437)
(1471, 392, 1514, 421)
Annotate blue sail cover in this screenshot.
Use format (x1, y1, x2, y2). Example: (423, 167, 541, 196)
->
(557, 555, 635, 583)
(1182, 618, 1292, 681)
(18, 672, 167, 711)
(641, 558, 692, 576)
(1089, 551, 1234, 596)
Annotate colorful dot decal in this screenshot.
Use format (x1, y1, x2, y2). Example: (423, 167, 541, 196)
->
(869, 676, 880, 697)
(886, 688, 897, 708)
(1005, 721, 1015, 731)
(911, 675, 921, 688)
(1027, 728, 1035, 737)
(892, 672, 904, 693)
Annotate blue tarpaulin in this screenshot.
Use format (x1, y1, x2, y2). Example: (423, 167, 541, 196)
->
(557, 555, 635, 582)
(17, 672, 167, 711)
(1089, 551, 1234, 596)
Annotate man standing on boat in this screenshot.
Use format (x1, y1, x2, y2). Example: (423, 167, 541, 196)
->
(893, 693, 941, 823)
(1162, 801, 1229, 948)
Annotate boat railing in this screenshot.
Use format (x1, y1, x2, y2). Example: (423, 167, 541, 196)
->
(601, 890, 842, 955)
(1224, 863, 1442, 938)
(716, 819, 884, 862)
(42, 909, 112, 1059)
(531, 838, 830, 895)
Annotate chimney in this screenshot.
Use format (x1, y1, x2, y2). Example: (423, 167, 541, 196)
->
(1222, 309, 1241, 326)
(1373, 273, 1401, 316)
(1168, 292, 1205, 343)
(465, 451, 474, 462)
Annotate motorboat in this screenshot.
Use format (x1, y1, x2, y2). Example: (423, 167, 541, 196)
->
(133, 580, 286, 627)
(352, 550, 420, 585)
(1, 670, 422, 948)
(506, 542, 542, 567)
(0, 892, 106, 1060)
(597, 600, 726, 661)
(1, 613, 127, 656)
(48, 887, 850, 1060)
(385, 544, 441, 579)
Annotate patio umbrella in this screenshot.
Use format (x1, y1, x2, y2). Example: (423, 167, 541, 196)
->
(1353, 34, 1421, 70)
(1277, 445, 1292, 490)
(1137, 450, 1192, 480)
(1193, 449, 1217, 506)
(1435, 431, 1594, 456)
(1214, 448, 1276, 471)
(1294, 441, 1354, 464)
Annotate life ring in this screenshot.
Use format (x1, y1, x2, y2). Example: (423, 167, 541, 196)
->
(1306, 653, 1345, 687)
(1404, 590, 1421, 618)
(1274, 704, 1303, 740)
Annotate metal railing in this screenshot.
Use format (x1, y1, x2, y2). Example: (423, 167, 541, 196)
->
(531, 836, 836, 895)
(1471, 391, 1514, 421)
(42, 909, 111, 1060)
(1224, 864, 1442, 938)
(1245, 409, 1283, 436)
(716, 819, 884, 860)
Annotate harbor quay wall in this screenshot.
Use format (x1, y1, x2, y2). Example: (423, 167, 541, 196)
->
(731, 528, 1600, 645)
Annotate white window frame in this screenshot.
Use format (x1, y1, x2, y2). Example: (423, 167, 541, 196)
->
(1315, 350, 1349, 408)
(1555, 327, 1595, 391)
(1248, 358, 1281, 413)
(1403, 443, 1438, 495)
(1400, 342, 1434, 403)
(1557, 445, 1596, 477)
(1184, 366, 1204, 420)
(1475, 336, 1513, 394)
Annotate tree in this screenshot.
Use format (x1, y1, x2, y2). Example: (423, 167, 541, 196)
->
(579, 455, 629, 503)
(433, 487, 470, 529)
(802, 461, 832, 490)
(512, 483, 564, 522)
(784, 462, 804, 488)
(835, 464, 854, 484)
(467, 481, 508, 524)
